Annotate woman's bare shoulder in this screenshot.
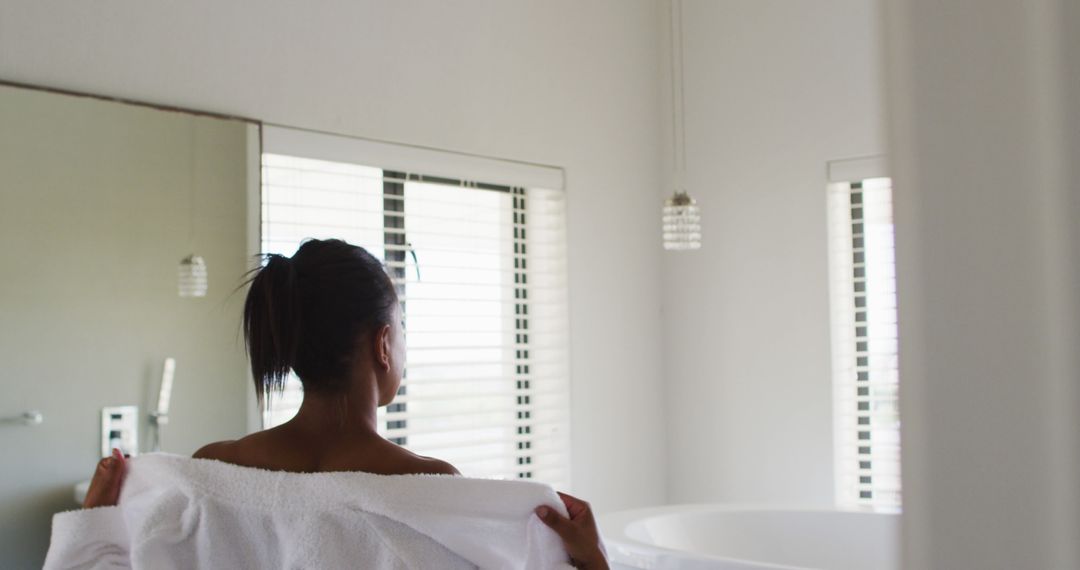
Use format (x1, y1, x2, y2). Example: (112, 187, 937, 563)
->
(192, 429, 279, 464)
(193, 439, 238, 461)
(392, 446, 460, 476)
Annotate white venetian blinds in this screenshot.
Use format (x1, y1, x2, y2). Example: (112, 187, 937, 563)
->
(827, 161, 901, 510)
(259, 127, 570, 488)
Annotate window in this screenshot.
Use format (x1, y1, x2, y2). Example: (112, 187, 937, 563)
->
(827, 158, 900, 510)
(258, 127, 570, 488)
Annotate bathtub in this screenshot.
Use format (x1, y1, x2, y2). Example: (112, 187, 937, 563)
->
(599, 505, 899, 570)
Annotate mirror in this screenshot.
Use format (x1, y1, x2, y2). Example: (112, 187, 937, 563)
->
(0, 83, 259, 567)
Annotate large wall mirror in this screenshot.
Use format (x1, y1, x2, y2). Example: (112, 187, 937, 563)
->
(0, 83, 260, 567)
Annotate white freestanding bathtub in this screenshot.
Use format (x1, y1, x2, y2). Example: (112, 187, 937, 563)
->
(599, 505, 899, 570)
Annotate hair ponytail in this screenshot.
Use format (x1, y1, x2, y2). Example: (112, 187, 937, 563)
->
(242, 239, 399, 406)
(244, 254, 301, 409)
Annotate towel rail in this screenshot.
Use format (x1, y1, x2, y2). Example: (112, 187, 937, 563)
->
(0, 410, 44, 426)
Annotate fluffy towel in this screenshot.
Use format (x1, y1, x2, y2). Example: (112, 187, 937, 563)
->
(45, 453, 573, 569)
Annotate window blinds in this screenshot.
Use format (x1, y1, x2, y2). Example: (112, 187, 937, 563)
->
(827, 176, 901, 510)
(260, 150, 571, 489)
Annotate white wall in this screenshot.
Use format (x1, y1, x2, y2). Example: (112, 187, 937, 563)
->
(0, 0, 668, 514)
(662, 0, 885, 505)
(884, 0, 1080, 567)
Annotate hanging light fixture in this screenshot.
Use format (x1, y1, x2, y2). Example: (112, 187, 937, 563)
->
(663, 191, 701, 250)
(178, 119, 208, 297)
(662, 0, 701, 251)
(178, 255, 208, 297)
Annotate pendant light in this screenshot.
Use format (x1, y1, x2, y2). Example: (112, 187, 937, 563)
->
(178, 255, 208, 297)
(178, 119, 208, 297)
(662, 0, 702, 251)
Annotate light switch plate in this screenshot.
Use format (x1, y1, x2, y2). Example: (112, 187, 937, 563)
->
(101, 406, 138, 457)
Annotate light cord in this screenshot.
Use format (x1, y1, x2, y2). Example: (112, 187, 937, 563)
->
(669, 0, 689, 191)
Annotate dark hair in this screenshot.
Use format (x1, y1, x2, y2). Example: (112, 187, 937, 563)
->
(243, 239, 398, 407)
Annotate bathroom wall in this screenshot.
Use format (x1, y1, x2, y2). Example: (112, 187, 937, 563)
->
(883, 0, 1080, 567)
(661, 0, 885, 505)
(0, 86, 252, 567)
(0, 0, 668, 516)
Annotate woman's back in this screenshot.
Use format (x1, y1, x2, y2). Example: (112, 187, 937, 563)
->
(193, 421, 458, 476)
(46, 239, 609, 569)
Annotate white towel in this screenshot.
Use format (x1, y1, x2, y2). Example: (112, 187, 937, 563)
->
(44, 453, 573, 569)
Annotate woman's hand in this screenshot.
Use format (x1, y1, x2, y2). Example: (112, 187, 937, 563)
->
(535, 492, 609, 570)
(83, 449, 127, 508)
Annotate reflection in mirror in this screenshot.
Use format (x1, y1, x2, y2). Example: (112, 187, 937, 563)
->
(0, 84, 258, 568)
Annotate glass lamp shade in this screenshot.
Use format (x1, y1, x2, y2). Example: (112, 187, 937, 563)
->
(178, 255, 208, 298)
(662, 191, 702, 250)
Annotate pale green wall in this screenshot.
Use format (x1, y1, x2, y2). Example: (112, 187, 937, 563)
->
(0, 85, 252, 568)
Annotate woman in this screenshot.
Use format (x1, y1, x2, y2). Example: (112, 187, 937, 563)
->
(83, 239, 607, 569)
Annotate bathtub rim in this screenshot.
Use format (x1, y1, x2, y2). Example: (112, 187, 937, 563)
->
(598, 503, 899, 570)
